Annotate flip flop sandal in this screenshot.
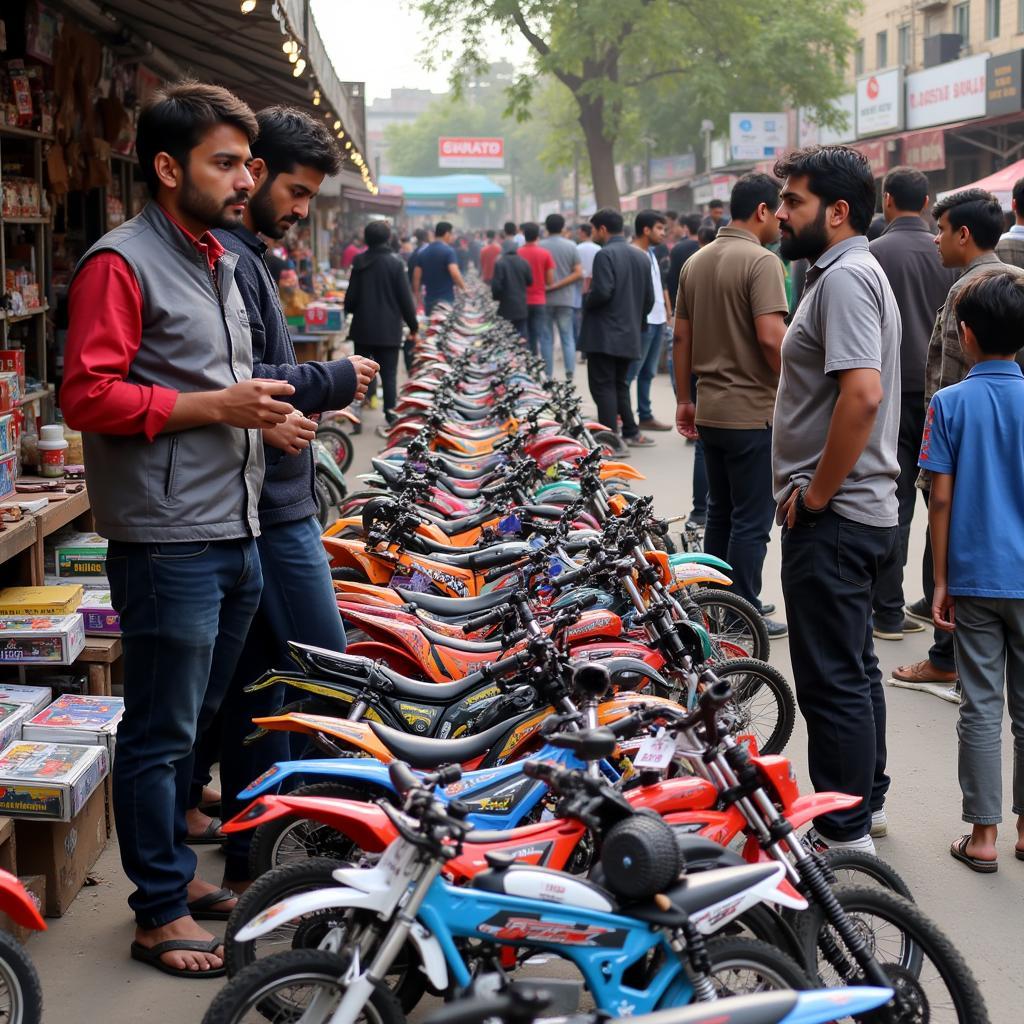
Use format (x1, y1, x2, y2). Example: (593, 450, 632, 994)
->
(197, 800, 222, 818)
(949, 835, 998, 873)
(184, 819, 225, 845)
(187, 887, 237, 921)
(1016, 849, 1024, 862)
(130, 937, 225, 978)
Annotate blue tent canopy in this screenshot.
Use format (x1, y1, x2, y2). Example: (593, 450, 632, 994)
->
(379, 174, 506, 198)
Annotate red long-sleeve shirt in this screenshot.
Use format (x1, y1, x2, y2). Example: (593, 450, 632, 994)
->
(62, 209, 226, 441)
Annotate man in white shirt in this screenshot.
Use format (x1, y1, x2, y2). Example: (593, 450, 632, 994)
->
(995, 176, 1024, 269)
(628, 209, 673, 430)
(575, 223, 601, 344)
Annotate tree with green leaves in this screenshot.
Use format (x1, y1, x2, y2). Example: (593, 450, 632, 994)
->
(416, 0, 859, 207)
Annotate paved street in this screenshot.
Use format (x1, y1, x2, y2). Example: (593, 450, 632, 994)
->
(32, 371, 1021, 1022)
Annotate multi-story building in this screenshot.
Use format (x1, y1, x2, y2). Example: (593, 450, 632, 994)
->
(366, 88, 440, 176)
(832, 0, 1024, 197)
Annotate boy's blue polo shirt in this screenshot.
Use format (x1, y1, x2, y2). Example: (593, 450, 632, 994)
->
(919, 360, 1024, 597)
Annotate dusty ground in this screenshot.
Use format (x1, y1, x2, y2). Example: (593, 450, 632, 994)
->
(31, 371, 1021, 1022)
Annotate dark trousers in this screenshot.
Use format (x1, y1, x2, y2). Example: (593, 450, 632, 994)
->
(872, 393, 924, 629)
(698, 425, 774, 609)
(586, 352, 638, 438)
(510, 318, 528, 341)
(353, 342, 400, 416)
(190, 516, 348, 880)
(782, 511, 898, 840)
(526, 305, 549, 359)
(106, 538, 263, 927)
(922, 488, 957, 672)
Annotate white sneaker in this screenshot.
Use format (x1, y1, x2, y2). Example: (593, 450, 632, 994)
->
(869, 809, 888, 838)
(802, 827, 877, 855)
(887, 678, 961, 704)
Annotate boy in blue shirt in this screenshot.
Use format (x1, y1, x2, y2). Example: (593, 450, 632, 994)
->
(919, 271, 1024, 872)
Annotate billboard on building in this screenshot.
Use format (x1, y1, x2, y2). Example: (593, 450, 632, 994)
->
(438, 137, 504, 168)
(856, 68, 904, 136)
(729, 113, 789, 161)
(906, 54, 988, 130)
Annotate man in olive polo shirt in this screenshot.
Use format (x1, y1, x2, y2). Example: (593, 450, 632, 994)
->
(673, 173, 789, 635)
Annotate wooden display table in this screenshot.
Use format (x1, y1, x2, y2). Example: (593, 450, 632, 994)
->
(75, 636, 123, 697)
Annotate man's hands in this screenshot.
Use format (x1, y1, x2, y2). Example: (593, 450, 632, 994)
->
(932, 583, 956, 632)
(263, 409, 318, 455)
(778, 487, 801, 528)
(349, 355, 380, 403)
(675, 401, 698, 439)
(218, 379, 295, 428)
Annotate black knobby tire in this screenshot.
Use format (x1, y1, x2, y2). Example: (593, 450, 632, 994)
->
(248, 781, 393, 879)
(600, 816, 681, 900)
(703, 934, 812, 996)
(317, 425, 355, 473)
(314, 475, 335, 529)
(818, 849, 914, 900)
(591, 429, 629, 457)
(792, 883, 989, 1023)
(690, 588, 770, 662)
(0, 931, 43, 1024)
(711, 658, 795, 755)
(331, 566, 371, 585)
(202, 949, 404, 1024)
(225, 857, 428, 1013)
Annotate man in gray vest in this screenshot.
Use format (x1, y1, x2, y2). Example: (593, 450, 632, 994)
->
(62, 81, 297, 978)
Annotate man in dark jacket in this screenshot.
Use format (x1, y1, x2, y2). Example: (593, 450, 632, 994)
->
(578, 208, 655, 447)
(491, 247, 533, 339)
(201, 107, 377, 889)
(868, 167, 958, 645)
(345, 219, 419, 430)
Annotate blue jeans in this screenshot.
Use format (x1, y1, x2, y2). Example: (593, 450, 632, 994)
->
(106, 538, 263, 928)
(698, 425, 775, 610)
(526, 305, 549, 361)
(190, 516, 348, 881)
(542, 306, 576, 380)
(627, 322, 666, 421)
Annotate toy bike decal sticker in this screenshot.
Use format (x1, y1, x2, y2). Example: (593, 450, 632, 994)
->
(476, 911, 624, 946)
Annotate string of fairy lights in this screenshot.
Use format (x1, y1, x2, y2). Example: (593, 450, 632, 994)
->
(240, 0, 379, 195)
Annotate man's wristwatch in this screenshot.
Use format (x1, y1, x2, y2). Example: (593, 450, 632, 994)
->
(795, 485, 829, 526)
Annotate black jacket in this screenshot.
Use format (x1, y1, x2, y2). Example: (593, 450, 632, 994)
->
(491, 251, 533, 322)
(667, 238, 699, 307)
(345, 245, 419, 347)
(578, 235, 654, 360)
(216, 225, 357, 528)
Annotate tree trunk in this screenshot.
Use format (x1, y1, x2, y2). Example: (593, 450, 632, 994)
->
(577, 96, 619, 209)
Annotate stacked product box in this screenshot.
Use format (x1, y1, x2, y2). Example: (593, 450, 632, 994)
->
(0, 371, 17, 500)
(0, 702, 32, 749)
(0, 684, 52, 716)
(22, 695, 123, 756)
(0, 616, 85, 665)
(0, 742, 108, 821)
(46, 532, 108, 581)
(0, 586, 84, 616)
(78, 590, 119, 636)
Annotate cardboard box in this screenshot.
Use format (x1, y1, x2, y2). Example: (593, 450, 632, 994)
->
(22, 695, 123, 754)
(0, 615, 86, 665)
(0, 456, 15, 501)
(0, 742, 108, 821)
(0, 876, 45, 944)
(0, 414, 16, 459)
(0, 374, 17, 414)
(0, 703, 31, 750)
(0, 685, 52, 717)
(15, 787, 107, 916)
(48, 534, 108, 580)
(79, 590, 119, 636)
(304, 304, 344, 332)
(0, 352, 26, 391)
(0, 587, 84, 616)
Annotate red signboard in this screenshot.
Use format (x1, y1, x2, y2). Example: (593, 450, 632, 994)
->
(851, 139, 890, 179)
(901, 129, 946, 172)
(438, 137, 505, 168)
(456, 194, 483, 208)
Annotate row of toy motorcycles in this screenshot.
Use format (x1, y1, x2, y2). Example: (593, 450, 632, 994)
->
(203, 297, 988, 1024)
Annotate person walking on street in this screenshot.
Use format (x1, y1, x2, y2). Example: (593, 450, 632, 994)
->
(411, 221, 466, 314)
(517, 222, 555, 364)
(629, 210, 673, 431)
(773, 146, 901, 853)
(575, 223, 601, 343)
(578, 208, 655, 448)
(540, 213, 582, 379)
(61, 81, 298, 978)
(674, 174, 789, 633)
(892, 188, 1024, 698)
(480, 229, 502, 282)
(667, 214, 702, 309)
(995, 177, 1024, 269)
(701, 198, 730, 230)
(920, 272, 1024, 873)
(345, 219, 418, 426)
(491, 243, 533, 340)
(502, 221, 519, 253)
(868, 167, 958, 643)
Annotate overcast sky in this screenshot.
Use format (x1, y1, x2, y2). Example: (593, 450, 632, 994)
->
(311, 0, 530, 102)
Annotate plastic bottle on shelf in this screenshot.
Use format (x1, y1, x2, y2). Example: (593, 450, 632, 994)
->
(37, 423, 68, 478)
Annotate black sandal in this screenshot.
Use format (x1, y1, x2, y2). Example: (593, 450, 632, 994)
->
(187, 887, 237, 921)
(949, 834, 998, 873)
(184, 819, 225, 845)
(130, 937, 225, 978)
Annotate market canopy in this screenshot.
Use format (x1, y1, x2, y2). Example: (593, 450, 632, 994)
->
(379, 174, 506, 199)
(937, 158, 1024, 209)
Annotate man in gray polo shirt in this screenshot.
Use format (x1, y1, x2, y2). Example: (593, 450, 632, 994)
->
(773, 146, 901, 853)
(541, 213, 582, 380)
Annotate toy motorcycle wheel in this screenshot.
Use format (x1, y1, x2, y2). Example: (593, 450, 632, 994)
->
(317, 424, 355, 473)
(0, 932, 43, 1024)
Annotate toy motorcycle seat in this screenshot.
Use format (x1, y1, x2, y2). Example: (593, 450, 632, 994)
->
(624, 863, 781, 924)
(396, 587, 509, 616)
(427, 542, 532, 571)
(417, 624, 508, 654)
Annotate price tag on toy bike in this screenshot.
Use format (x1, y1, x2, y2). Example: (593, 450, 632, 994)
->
(632, 730, 676, 772)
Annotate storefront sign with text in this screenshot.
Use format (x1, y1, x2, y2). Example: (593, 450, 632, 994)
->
(906, 54, 989, 130)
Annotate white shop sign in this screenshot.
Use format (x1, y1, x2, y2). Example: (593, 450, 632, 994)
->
(798, 94, 856, 147)
(856, 68, 904, 136)
(729, 112, 790, 161)
(906, 53, 990, 129)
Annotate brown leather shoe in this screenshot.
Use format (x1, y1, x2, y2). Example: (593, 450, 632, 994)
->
(891, 659, 957, 683)
(638, 418, 673, 432)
